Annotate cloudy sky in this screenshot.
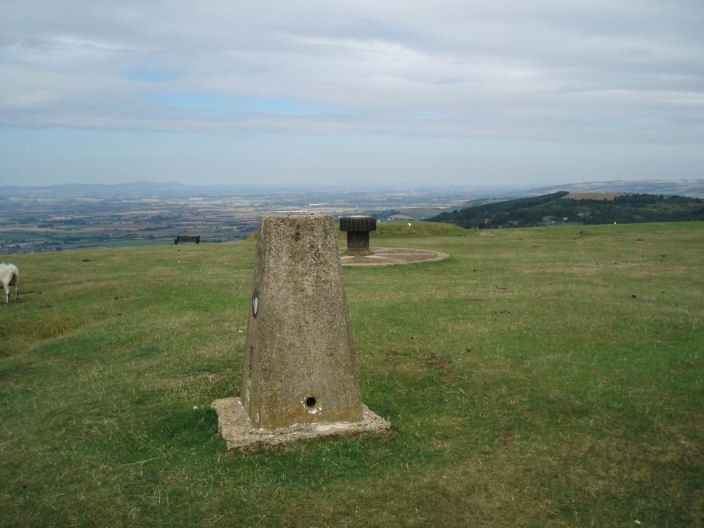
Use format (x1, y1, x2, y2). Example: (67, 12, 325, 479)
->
(1, 0, 702, 187)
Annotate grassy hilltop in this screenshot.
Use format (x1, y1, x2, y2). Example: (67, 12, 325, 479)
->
(429, 191, 704, 229)
(1, 221, 703, 527)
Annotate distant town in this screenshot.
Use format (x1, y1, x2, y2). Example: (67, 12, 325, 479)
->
(1, 179, 702, 254)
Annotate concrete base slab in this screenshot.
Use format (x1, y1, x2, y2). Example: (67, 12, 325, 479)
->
(212, 397, 392, 450)
(341, 247, 449, 267)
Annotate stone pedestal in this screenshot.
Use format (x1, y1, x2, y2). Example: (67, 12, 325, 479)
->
(340, 216, 377, 256)
(212, 214, 390, 449)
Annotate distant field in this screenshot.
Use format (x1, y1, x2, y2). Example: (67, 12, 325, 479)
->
(371, 220, 468, 238)
(1, 221, 702, 527)
(0, 187, 474, 254)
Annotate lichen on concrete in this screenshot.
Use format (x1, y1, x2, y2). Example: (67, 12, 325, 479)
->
(211, 397, 391, 450)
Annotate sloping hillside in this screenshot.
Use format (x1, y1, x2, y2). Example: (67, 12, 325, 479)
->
(1, 222, 703, 526)
(428, 191, 704, 228)
(529, 179, 704, 198)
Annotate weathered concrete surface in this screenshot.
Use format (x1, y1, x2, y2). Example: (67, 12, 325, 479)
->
(212, 214, 391, 449)
(242, 214, 364, 430)
(212, 397, 391, 450)
(341, 247, 449, 267)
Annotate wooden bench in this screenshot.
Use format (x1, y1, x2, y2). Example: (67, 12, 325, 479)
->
(174, 235, 200, 245)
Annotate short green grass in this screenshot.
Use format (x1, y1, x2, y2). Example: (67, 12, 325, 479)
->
(1, 221, 702, 527)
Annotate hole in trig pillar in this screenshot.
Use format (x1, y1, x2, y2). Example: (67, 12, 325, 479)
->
(305, 396, 317, 409)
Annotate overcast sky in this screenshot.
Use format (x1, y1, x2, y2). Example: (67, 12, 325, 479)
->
(1, 0, 702, 188)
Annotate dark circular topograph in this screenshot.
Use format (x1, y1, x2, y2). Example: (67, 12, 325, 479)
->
(339, 216, 377, 233)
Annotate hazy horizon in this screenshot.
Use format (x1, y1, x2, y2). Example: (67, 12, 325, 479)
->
(2, 1, 703, 187)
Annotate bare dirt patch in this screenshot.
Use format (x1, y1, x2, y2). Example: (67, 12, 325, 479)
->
(341, 247, 448, 267)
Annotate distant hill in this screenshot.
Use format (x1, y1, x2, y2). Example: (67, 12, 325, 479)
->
(427, 192, 704, 229)
(528, 179, 704, 199)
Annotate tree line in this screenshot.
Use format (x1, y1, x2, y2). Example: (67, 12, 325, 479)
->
(427, 192, 704, 229)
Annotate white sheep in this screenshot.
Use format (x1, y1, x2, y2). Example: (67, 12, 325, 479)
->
(0, 262, 19, 304)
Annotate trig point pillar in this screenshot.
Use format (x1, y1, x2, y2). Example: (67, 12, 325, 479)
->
(212, 214, 390, 449)
(243, 214, 363, 428)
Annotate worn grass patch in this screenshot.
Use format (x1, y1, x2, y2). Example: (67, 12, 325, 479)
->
(1, 221, 702, 527)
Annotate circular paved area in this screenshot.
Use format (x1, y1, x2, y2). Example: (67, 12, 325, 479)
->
(340, 247, 449, 267)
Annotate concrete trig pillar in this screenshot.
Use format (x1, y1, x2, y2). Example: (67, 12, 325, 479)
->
(212, 214, 390, 449)
(243, 214, 362, 428)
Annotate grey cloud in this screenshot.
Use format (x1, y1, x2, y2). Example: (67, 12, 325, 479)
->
(1, 1, 702, 154)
